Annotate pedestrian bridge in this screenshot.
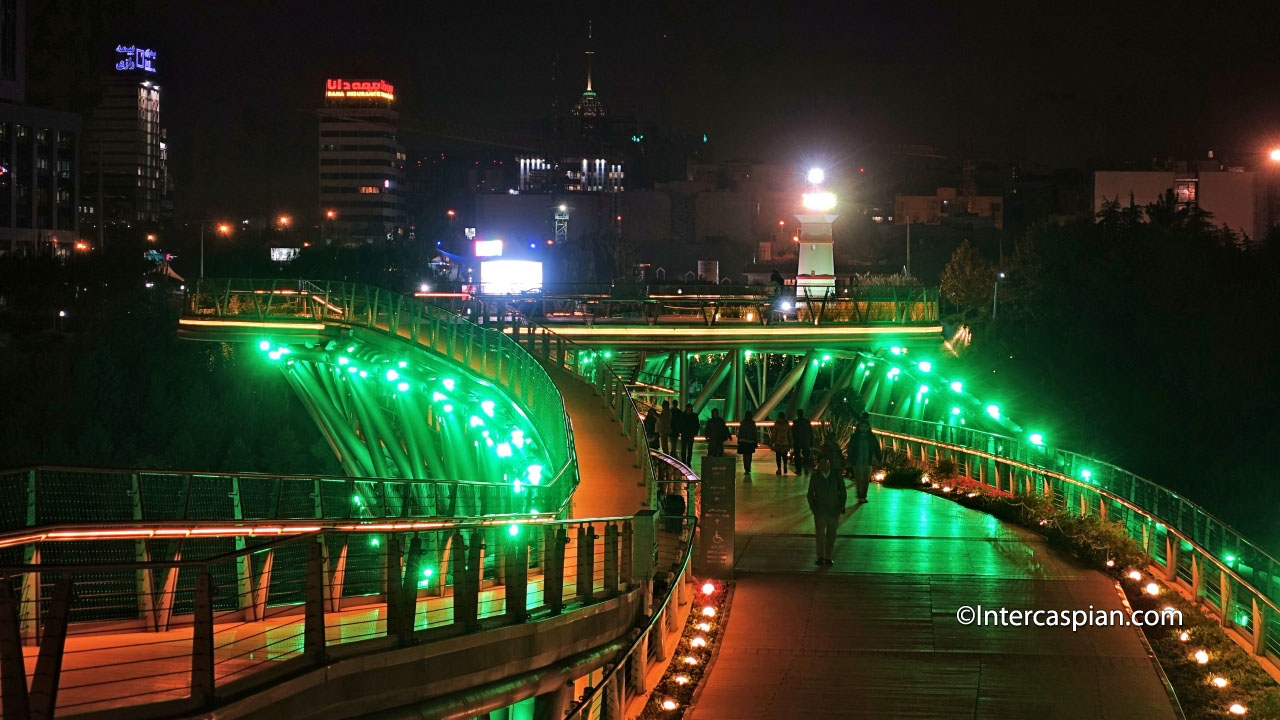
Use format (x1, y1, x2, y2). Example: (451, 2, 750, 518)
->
(0, 279, 1276, 719)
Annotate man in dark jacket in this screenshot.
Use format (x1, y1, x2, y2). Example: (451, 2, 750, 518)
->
(704, 408, 730, 457)
(792, 408, 813, 474)
(806, 455, 846, 566)
(850, 412, 883, 503)
(678, 403, 698, 464)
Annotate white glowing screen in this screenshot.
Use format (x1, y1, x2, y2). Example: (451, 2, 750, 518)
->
(481, 260, 542, 295)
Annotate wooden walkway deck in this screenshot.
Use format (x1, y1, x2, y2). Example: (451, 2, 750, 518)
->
(688, 448, 1179, 720)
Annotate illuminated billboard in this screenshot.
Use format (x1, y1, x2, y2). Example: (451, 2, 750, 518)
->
(324, 78, 395, 102)
(481, 260, 542, 295)
(474, 239, 503, 257)
(115, 45, 157, 73)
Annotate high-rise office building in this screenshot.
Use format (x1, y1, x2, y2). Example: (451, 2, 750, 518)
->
(0, 0, 81, 255)
(81, 43, 168, 235)
(318, 78, 405, 243)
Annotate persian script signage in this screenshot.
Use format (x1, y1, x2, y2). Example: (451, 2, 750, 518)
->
(698, 456, 736, 579)
(325, 78, 395, 102)
(115, 46, 157, 73)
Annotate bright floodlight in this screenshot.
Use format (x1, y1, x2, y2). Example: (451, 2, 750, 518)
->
(802, 192, 837, 211)
(807, 167, 825, 184)
(1271, 149, 1280, 162)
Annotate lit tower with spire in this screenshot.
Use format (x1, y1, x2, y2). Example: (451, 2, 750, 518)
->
(795, 167, 838, 298)
(572, 20, 606, 139)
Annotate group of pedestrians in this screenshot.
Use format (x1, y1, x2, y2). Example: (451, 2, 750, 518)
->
(643, 399, 697, 465)
(807, 412, 883, 566)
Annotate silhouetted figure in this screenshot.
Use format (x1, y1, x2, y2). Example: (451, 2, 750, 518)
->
(679, 403, 698, 464)
(656, 400, 673, 454)
(737, 411, 759, 476)
(771, 410, 793, 475)
(644, 407, 659, 450)
(807, 455, 846, 566)
(792, 408, 813, 474)
(704, 408, 730, 457)
(850, 412, 883, 503)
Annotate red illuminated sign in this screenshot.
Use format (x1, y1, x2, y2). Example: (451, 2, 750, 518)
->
(325, 78, 395, 101)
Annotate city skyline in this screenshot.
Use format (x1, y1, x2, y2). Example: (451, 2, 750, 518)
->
(23, 0, 1280, 221)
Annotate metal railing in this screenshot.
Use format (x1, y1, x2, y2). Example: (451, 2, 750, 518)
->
(0, 466, 573, 534)
(182, 278, 577, 505)
(870, 413, 1280, 667)
(0, 510, 688, 719)
(422, 285, 940, 327)
(514, 322, 661, 510)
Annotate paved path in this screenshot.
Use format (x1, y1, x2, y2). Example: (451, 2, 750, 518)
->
(542, 365, 650, 519)
(689, 448, 1178, 720)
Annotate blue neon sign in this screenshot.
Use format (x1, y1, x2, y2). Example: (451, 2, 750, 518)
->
(115, 46, 157, 73)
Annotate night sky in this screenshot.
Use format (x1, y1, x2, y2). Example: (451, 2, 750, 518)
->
(29, 0, 1280, 222)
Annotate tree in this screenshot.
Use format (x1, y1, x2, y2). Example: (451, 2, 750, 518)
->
(939, 239, 995, 313)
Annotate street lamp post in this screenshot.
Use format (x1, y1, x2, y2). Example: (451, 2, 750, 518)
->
(992, 271, 1006, 320)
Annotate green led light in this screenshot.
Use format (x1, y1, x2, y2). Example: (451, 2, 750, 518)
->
(432, 391, 446, 402)
(917, 384, 929, 394)
(511, 429, 525, 449)
(890, 346, 902, 355)
(481, 400, 495, 417)
(1081, 469, 1092, 480)
(951, 407, 961, 415)
(398, 360, 408, 368)
(822, 353, 832, 361)
(527, 465, 543, 485)
(278, 347, 290, 355)
(985, 405, 1000, 420)
(950, 381, 963, 392)
(603, 350, 613, 359)
(258, 340, 271, 351)
(918, 361, 932, 372)
(386, 369, 399, 382)
(422, 567, 433, 578)
(370, 537, 380, 547)
(352, 494, 362, 505)
(442, 378, 456, 391)
(442, 404, 453, 413)
(346, 345, 355, 353)
(268, 350, 281, 360)
(359, 370, 368, 378)
(497, 443, 512, 458)
(745, 350, 753, 358)
(347, 366, 357, 374)
(470, 415, 484, 427)
(396, 381, 409, 392)
(1225, 554, 1236, 564)
(1028, 433, 1045, 446)
(508, 524, 520, 537)
(338, 356, 349, 365)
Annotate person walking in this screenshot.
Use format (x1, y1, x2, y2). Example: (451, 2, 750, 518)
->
(704, 408, 730, 457)
(665, 401, 682, 457)
(850, 412, 883, 504)
(737, 411, 759, 477)
(679, 403, 697, 464)
(792, 407, 813, 474)
(806, 455, 846, 566)
(771, 410, 793, 475)
(656, 400, 673, 454)
(643, 405, 659, 450)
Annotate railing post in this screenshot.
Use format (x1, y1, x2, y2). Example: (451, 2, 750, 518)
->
(621, 521, 634, 589)
(545, 527, 566, 615)
(252, 549, 275, 622)
(191, 569, 215, 707)
(385, 536, 404, 638)
(577, 524, 596, 603)
(305, 540, 326, 664)
(629, 627, 649, 694)
(603, 522, 619, 596)
(464, 530, 483, 630)
(632, 511, 657, 615)
(0, 577, 31, 719)
(505, 533, 529, 624)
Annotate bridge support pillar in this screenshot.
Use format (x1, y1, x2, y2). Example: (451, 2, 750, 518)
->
(577, 525, 596, 604)
(1220, 569, 1232, 629)
(1191, 555, 1202, 603)
(29, 574, 71, 720)
(629, 628, 650, 694)
(1165, 536, 1180, 583)
(1253, 599, 1267, 657)
(545, 527, 567, 615)
(679, 351, 689, 410)
(304, 540, 326, 664)
(532, 681, 573, 720)
(0, 577, 30, 719)
(191, 570, 215, 707)
(504, 534, 529, 624)
(20, 547, 39, 644)
(632, 511, 657, 612)
(603, 523, 619, 596)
